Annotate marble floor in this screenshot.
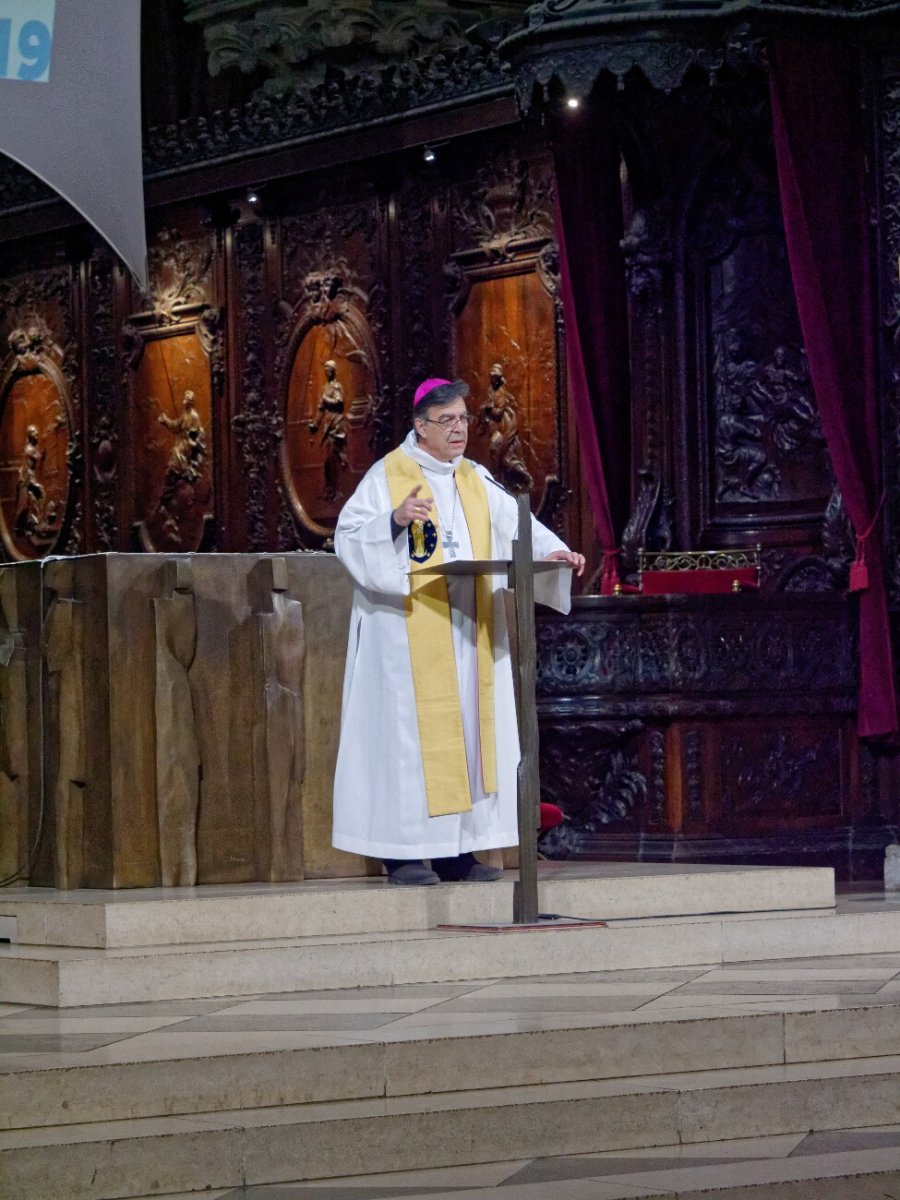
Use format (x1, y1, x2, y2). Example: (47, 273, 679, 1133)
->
(1, 889, 899, 1199)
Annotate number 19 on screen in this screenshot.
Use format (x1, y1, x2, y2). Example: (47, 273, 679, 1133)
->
(0, 1, 55, 83)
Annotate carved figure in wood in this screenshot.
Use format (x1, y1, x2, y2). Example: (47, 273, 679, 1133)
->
(714, 331, 822, 503)
(250, 558, 305, 881)
(749, 346, 820, 455)
(714, 331, 776, 500)
(720, 728, 838, 821)
(308, 360, 348, 501)
(153, 561, 201, 887)
(8, 323, 50, 367)
(15, 424, 59, 545)
(153, 390, 208, 543)
(43, 561, 86, 889)
(478, 363, 533, 493)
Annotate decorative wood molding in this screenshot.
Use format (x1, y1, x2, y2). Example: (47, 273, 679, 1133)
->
(536, 595, 857, 712)
(232, 220, 278, 551)
(87, 255, 120, 551)
(191, 0, 526, 99)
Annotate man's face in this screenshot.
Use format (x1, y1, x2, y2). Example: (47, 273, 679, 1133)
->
(414, 399, 470, 462)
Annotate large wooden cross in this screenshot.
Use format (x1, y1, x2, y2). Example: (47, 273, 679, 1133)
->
(411, 496, 561, 924)
(509, 495, 540, 924)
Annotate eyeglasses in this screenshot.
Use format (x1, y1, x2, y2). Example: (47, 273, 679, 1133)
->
(421, 413, 477, 430)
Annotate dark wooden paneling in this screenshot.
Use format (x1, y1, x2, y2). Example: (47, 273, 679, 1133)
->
(1, 55, 899, 884)
(535, 595, 897, 880)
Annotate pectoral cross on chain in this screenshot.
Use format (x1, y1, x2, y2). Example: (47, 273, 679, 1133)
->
(442, 480, 460, 559)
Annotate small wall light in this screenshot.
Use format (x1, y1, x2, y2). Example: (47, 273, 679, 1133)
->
(566, 96, 581, 110)
(246, 189, 259, 205)
(423, 145, 436, 164)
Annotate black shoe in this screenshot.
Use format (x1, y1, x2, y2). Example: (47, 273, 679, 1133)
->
(431, 852, 504, 883)
(383, 859, 440, 887)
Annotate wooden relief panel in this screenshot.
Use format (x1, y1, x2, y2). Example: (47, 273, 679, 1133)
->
(687, 159, 832, 543)
(539, 718, 647, 854)
(276, 200, 385, 540)
(709, 718, 849, 832)
(452, 263, 560, 513)
(126, 225, 220, 553)
(282, 308, 379, 537)
(129, 323, 214, 552)
(0, 322, 74, 561)
(707, 239, 830, 509)
(446, 144, 565, 525)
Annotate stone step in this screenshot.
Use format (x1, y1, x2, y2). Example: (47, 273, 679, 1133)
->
(1, 1055, 898, 1200)
(2, 998, 897, 1132)
(1, 904, 897, 1008)
(0, 865, 836, 949)
(106, 1156, 900, 1200)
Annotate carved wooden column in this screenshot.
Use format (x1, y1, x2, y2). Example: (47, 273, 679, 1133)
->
(877, 57, 900, 608)
(619, 200, 675, 578)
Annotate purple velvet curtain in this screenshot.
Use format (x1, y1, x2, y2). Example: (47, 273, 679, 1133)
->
(552, 107, 631, 593)
(769, 41, 897, 740)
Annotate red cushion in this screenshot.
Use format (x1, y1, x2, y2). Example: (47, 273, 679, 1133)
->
(641, 567, 758, 595)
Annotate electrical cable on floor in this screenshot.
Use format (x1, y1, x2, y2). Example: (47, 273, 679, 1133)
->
(538, 913, 607, 923)
(0, 576, 46, 889)
(0, 777, 45, 889)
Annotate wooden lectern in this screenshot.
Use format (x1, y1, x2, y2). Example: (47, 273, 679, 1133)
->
(412, 497, 570, 925)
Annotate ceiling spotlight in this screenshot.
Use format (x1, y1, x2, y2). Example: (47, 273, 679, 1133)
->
(246, 189, 259, 205)
(423, 145, 436, 164)
(566, 96, 581, 110)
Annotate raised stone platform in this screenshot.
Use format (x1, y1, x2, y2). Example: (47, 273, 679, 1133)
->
(0, 863, 839, 1007)
(0, 862, 835, 948)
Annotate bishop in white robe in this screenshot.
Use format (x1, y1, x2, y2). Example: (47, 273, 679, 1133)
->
(332, 378, 584, 879)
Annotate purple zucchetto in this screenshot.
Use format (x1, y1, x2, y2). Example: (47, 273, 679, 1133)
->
(413, 377, 469, 406)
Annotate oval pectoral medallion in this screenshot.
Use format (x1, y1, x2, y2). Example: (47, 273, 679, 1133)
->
(408, 518, 438, 562)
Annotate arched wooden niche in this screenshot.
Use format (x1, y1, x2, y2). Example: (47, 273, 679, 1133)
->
(0, 324, 74, 561)
(127, 308, 217, 554)
(449, 244, 564, 524)
(281, 273, 381, 541)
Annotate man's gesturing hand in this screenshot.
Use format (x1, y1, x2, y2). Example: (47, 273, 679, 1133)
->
(544, 549, 586, 577)
(393, 485, 434, 528)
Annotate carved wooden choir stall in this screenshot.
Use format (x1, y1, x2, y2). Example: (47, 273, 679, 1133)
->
(1, 0, 899, 886)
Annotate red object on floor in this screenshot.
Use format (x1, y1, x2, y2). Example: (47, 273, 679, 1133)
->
(539, 803, 564, 833)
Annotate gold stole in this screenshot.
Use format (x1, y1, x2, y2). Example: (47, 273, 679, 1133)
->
(384, 448, 496, 817)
